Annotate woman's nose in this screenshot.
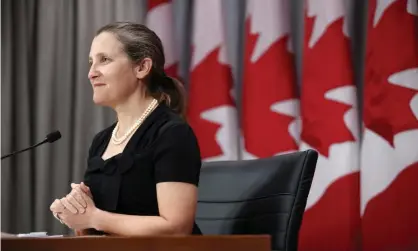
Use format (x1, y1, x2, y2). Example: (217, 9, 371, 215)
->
(88, 67, 99, 80)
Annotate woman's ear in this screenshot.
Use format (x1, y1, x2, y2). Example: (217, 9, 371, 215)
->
(135, 58, 153, 80)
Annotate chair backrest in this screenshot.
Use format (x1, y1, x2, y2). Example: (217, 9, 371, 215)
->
(196, 150, 318, 251)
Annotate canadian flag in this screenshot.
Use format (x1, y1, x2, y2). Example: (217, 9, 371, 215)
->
(361, 0, 418, 250)
(146, 0, 178, 76)
(186, 0, 239, 161)
(242, 0, 300, 160)
(298, 1, 361, 251)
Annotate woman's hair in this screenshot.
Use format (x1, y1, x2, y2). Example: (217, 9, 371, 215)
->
(95, 22, 187, 118)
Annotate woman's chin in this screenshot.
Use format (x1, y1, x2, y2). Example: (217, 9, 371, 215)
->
(93, 96, 110, 106)
(93, 96, 118, 109)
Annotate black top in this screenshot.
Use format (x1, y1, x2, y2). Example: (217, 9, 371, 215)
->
(83, 103, 202, 235)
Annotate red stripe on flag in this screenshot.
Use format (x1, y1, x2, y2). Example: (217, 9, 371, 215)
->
(147, 0, 170, 11)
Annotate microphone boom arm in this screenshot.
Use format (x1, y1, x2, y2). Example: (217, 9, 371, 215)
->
(1, 140, 46, 160)
(1, 131, 61, 160)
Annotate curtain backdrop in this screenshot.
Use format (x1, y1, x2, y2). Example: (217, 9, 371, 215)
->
(1, 0, 367, 235)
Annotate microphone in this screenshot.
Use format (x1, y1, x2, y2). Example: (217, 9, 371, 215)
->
(1, 131, 62, 160)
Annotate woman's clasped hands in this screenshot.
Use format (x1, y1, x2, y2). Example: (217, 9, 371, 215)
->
(50, 182, 97, 230)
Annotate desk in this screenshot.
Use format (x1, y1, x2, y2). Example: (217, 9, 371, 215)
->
(2, 235, 270, 251)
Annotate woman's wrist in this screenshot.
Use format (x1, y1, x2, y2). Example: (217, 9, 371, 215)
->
(90, 207, 103, 230)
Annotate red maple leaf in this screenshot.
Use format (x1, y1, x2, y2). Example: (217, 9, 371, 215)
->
(301, 17, 356, 157)
(186, 47, 235, 159)
(364, 0, 418, 145)
(242, 18, 299, 157)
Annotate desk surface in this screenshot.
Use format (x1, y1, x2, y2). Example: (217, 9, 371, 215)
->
(2, 235, 271, 251)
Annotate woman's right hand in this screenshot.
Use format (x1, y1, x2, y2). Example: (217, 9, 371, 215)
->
(71, 182, 92, 198)
(59, 182, 93, 214)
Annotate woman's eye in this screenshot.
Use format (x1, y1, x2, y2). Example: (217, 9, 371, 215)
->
(101, 57, 110, 63)
(89, 56, 111, 65)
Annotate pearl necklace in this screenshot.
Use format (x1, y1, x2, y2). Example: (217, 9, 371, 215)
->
(111, 99, 158, 145)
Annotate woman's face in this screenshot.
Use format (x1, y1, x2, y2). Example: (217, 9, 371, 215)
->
(88, 32, 139, 107)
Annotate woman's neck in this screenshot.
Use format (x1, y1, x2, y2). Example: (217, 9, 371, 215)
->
(114, 96, 156, 135)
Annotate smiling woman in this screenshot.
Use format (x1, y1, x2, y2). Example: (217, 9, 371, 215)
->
(49, 22, 202, 236)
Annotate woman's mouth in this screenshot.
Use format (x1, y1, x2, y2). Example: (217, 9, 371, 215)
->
(93, 83, 106, 88)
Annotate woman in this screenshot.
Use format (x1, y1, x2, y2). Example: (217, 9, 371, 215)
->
(49, 22, 202, 236)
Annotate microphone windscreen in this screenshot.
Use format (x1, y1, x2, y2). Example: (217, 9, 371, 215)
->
(46, 131, 62, 143)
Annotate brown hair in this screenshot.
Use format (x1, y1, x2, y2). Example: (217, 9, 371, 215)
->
(95, 22, 187, 118)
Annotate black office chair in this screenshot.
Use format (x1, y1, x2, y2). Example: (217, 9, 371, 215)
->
(196, 149, 318, 251)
